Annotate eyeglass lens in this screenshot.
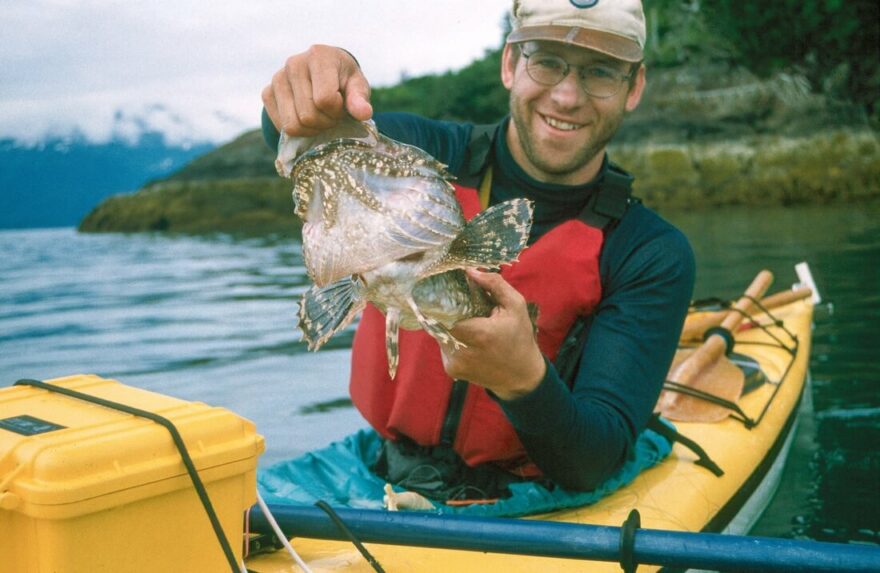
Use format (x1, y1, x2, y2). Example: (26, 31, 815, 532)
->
(524, 52, 629, 98)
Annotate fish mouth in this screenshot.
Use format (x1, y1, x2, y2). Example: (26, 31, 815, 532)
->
(540, 114, 584, 132)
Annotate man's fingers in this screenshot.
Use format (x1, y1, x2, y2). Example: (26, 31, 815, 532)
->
(466, 269, 523, 310)
(264, 45, 370, 137)
(265, 71, 295, 133)
(266, 66, 315, 137)
(448, 273, 520, 344)
(293, 71, 340, 133)
(335, 47, 373, 121)
(343, 72, 373, 121)
(261, 84, 282, 133)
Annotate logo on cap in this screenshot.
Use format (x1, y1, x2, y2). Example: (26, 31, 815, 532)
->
(570, 0, 599, 8)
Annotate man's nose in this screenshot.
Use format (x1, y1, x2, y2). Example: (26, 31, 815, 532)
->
(549, 69, 585, 108)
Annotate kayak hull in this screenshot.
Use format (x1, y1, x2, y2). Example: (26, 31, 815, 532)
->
(246, 298, 814, 572)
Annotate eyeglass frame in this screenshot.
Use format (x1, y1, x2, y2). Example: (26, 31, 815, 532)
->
(518, 46, 636, 99)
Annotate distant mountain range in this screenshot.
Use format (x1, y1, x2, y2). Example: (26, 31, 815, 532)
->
(0, 131, 214, 230)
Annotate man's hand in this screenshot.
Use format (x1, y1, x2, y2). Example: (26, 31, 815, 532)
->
(262, 44, 373, 137)
(441, 269, 546, 401)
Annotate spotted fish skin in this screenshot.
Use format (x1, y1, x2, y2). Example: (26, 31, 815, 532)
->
(278, 119, 463, 289)
(278, 118, 534, 377)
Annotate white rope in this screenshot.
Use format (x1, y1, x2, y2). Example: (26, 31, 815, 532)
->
(255, 491, 315, 573)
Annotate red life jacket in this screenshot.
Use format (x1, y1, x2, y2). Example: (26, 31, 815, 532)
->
(349, 181, 610, 476)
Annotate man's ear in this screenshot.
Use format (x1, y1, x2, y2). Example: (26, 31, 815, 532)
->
(501, 43, 517, 90)
(625, 64, 646, 112)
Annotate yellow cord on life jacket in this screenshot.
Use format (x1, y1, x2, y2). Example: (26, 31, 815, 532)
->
(478, 165, 493, 209)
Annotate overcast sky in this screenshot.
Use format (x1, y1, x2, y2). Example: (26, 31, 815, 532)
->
(0, 0, 511, 145)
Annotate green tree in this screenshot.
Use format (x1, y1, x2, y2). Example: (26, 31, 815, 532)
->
(372, 48, 508, 123)
(644, 0, 733, 67)
(699, 0, 879, 112)
(371, 13, 511, 123)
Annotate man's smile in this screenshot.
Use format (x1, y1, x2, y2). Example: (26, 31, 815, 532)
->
(540, 113, 584, 132)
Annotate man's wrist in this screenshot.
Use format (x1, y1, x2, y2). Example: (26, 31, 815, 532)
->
(493, 353, 548, 401)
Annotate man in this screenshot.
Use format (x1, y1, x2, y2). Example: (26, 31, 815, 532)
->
(262, 0, 695, 495)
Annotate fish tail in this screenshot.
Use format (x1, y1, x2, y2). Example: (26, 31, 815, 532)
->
(428, 198, 534, 273)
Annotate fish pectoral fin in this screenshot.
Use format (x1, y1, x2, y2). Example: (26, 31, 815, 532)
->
(385, 307, 401, 379)
(298, 277, 366, 350)
(405, 296, 466, 351)
(426, 198, 534, 275)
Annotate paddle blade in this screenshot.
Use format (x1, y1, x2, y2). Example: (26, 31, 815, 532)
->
(656, 348, 745, 423)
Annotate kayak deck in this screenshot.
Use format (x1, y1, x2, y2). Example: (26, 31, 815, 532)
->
(246, 298, 813, 573)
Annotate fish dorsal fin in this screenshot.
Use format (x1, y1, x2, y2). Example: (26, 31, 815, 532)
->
(384, 139, 452, 179)
(298, 277, 366, 350)
(425, 198, 533, 275)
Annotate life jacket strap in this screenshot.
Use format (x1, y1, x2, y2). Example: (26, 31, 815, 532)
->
(461, 121, 637, 230)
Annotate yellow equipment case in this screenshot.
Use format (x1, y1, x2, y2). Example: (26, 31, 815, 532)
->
(0, 374, 264, 573)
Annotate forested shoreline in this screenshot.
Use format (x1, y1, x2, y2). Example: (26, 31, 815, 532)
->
(80, 2, 879, 235)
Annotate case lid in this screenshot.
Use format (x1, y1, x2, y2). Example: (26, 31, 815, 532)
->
(0, 374, 264, 509)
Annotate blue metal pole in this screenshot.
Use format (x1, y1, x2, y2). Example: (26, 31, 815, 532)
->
(251, 504, 880, 573)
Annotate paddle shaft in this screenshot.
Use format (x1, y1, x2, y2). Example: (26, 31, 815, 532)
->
(681, 286, 813, 341)
(251, 504, 880, 572)
(669, 270, 773, 385)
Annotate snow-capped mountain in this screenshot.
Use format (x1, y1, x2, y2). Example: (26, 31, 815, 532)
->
(0, 105, 235, 230)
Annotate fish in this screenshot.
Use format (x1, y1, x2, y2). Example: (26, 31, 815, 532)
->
(276, 117, 533, 377)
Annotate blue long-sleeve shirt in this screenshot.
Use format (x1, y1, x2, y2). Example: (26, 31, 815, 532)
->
(263, 111, 695, 490)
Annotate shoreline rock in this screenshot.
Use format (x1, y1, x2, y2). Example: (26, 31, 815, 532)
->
(79, 128, 879, 236)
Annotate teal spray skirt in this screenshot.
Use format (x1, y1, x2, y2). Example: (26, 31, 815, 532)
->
(258, 426, 672, 518)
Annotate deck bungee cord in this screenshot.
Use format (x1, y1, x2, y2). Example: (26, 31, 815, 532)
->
(12, 377, 318, 573)
(665, 286, 805, 430)
(315, 500, 386, 573)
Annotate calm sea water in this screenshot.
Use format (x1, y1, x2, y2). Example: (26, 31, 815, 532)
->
(1, 204, 877, 545)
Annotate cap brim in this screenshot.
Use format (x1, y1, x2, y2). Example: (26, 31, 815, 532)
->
(507, 25, 643, 63)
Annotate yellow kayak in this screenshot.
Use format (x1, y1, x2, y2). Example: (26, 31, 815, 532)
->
(246, 295, 814, 572)
(6, 281, 845, 572)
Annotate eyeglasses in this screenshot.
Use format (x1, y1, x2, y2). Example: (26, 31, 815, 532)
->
(520, 49, 633, 99)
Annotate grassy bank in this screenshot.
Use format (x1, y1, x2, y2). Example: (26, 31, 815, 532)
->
(79, 128, 879, 236)
(79, 177, 300, 236)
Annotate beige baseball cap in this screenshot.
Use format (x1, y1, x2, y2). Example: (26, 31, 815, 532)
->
(507, 0, 646, 63)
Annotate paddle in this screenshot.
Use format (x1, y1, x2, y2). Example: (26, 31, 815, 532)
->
(657, 270, 774, 423)
(251, 504, 880, 573)
(680, 285, 813, 341)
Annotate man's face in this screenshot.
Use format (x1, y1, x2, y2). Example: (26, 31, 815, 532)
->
(501, 40, 645, 185)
